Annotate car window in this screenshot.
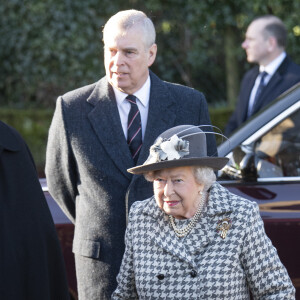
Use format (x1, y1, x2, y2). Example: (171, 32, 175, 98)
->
(254, 108, 300, 178)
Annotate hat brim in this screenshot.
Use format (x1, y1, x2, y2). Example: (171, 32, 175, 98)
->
(127, 157, 229, 174)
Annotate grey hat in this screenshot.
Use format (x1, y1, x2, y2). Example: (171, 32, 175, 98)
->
(127, 125, 229, 174)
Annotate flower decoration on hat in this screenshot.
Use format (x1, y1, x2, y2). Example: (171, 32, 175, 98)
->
(146, 134, 189, 164)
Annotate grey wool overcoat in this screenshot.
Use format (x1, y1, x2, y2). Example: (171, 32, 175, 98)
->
(112, 182, 295, 300)
(45, 71, 217, 299)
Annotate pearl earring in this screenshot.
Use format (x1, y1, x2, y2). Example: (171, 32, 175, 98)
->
(198, 190, 203, 195)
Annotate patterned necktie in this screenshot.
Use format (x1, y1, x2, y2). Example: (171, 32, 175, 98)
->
(248, 71, 268, 117)
(126, 95, 142, 164)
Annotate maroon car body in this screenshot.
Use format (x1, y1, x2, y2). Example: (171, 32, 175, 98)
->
(43, 83, 300, 299)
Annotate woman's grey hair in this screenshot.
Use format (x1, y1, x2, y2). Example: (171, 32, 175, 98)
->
(193, 166, 216, 191)
(145, 166, 216, 191)
(103, 9, 156, 49)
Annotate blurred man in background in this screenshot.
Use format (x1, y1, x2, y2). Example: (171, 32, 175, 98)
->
(225, 15, 300, 136)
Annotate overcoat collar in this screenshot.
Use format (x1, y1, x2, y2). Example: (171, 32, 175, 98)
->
(86, 71, 177, 180)
(87, 77, 133, 179)
(0, 121, 20, 155)
(137, 71, 177, 165)
(141, 182, 233, 268)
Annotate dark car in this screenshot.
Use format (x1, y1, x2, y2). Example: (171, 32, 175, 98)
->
(43, 83, 300, 299)
(218, 82, 300, 298)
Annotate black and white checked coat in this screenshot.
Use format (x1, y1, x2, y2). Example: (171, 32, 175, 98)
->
(112, 182, 295, 299)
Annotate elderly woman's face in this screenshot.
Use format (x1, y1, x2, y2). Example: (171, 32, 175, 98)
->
(153, 166, 204, 219)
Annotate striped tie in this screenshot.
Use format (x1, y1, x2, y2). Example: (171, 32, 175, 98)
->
(126, 95, 142, 164)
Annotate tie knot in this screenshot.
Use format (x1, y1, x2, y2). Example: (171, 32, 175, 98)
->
(260, 71, 268, 82)
(126, 95, 137, 105)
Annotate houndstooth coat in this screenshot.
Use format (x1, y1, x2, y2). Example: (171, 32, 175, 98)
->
(112, 182, 295, 299)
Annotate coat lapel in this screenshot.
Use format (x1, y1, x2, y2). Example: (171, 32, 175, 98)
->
(0, 122, 20, 155)
(184, 183, 233, 256)
(87, 73, 178, 177)
(183, 214, 213, 256)
(87, 78, 133, 180)
(253, 57, 289, 113)
(142, 197, 192, 265)
(137, 71, 177, 165)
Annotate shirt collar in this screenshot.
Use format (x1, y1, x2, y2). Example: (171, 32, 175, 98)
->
(259, 52, 286, 76)
(113, 75, 151, 107)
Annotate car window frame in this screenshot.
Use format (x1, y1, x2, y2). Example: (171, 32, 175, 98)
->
(221, 100, 300, 184)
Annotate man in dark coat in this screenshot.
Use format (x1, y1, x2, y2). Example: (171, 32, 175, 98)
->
(0, 121, 69, 300)
(225, 15, 300, 136)
(46, 9, 217, 299)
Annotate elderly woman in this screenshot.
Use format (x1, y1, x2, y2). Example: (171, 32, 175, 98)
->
(112, 125, 295, 299)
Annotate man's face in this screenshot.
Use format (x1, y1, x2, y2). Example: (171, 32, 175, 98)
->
(104, 26, 157, 94)
(241, 20, 271, 66)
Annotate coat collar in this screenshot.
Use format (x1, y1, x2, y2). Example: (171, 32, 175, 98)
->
(140, 182, 233, 267)
(251, 55, 290, 80)
(135, 71, 177, 165)
(141, 197, 197, 266)
(87, 77, 133, 179)
(205, 182, 233, 216)
(184, 183, 233, 258)
(86, 72, 177, 179)
(252, 56, 290, 112)
(0, 121, 20, 154)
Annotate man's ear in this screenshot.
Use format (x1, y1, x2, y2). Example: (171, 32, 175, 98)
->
(267, 36, 277, 52)
(148, 44, 157, 67)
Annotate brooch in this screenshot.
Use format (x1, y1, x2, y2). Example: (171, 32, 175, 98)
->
(216, 218, 232, 239)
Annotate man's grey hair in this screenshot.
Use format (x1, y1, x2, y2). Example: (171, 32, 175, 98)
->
(254, 15, 287, 48)
(103, 9, 156, 49)
(145, 166, 216, 191)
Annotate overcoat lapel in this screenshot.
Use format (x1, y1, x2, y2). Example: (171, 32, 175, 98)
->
(184, 184, 233, 256)
(0, 122, 20, 155)
(86, 72, 178, 178)
(144, 198, 193, 265)
(253, 57, 289, 113)
(137, 72, 177, 165)
(183, 214, 213, 256)
(87, 78, 134, 180)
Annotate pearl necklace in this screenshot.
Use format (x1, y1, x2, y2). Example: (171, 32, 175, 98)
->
(168, 192, 207, 238)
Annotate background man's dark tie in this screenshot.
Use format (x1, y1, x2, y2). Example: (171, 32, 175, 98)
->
(248, 71, 268, 117)
(126, 95, 142, 164)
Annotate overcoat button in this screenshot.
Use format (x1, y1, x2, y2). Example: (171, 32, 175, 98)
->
(190, 270, 197, 278)
(157, 274, 165, 280)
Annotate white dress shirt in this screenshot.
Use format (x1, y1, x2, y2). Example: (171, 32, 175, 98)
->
(113, 76, 151, 140)
(248, 52, 286, 116)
